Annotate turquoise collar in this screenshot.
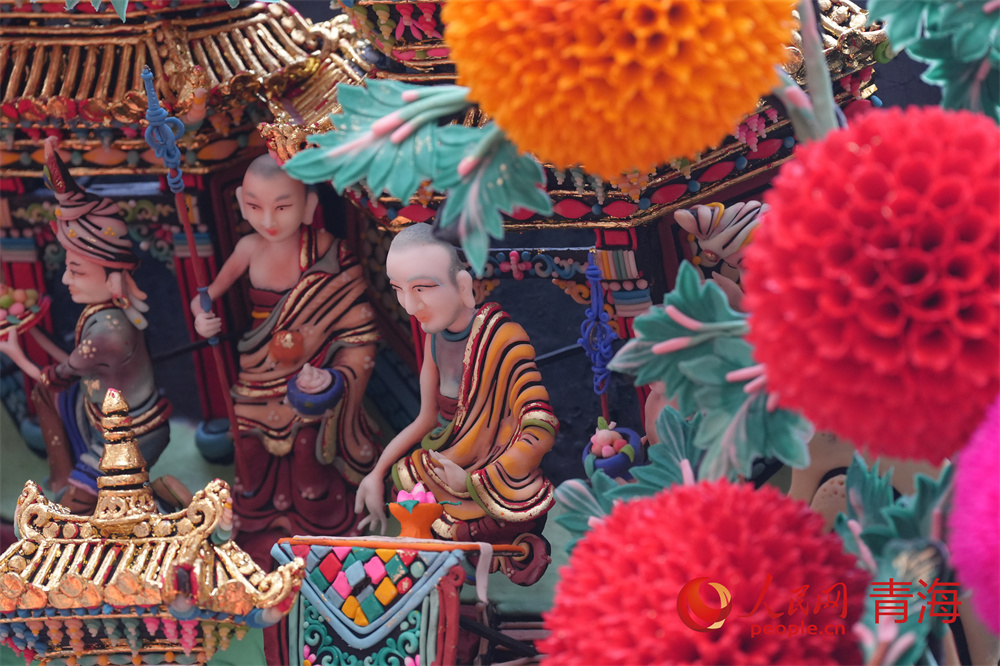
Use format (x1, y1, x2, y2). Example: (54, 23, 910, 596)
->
(441, 315, 475, 342)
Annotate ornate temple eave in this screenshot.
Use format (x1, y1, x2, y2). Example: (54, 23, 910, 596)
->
(0, 0, 236, 20)
(0, 2, 320, 113)
(0, 1, 330, 178)
(0, 480, 302, 616)
(0, 137, 267, 178)
(0, 389, 304, 663)
(785, 0, 886, 85)
(258, 15, 367, 164)
(375, 81, 874, 232)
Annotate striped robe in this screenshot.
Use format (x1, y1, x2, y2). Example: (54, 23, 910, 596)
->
(393, 303, 558, 540)
(232, 236, 381, 487)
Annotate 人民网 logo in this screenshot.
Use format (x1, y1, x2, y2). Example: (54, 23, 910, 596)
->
(677, 577, 733, 632)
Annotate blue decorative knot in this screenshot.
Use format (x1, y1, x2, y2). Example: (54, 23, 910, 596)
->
(142, 67, 185, 194)
(577, 258, 618, 396)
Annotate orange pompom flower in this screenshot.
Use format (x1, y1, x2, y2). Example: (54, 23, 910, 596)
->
(442, 0, 797, 180)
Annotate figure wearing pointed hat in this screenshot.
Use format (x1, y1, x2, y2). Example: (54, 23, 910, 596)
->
(0, 138, 172, 513)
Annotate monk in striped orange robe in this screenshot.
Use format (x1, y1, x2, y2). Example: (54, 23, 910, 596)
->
(356, 224, 556, 583)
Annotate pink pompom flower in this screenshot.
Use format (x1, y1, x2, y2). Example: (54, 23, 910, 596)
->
(948, 396, 1000, 635)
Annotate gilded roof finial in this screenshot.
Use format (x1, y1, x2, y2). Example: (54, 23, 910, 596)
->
(0, 389, 305, 664)
(92, 388, 156, 535)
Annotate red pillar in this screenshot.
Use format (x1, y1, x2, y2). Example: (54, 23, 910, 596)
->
(172, 231, 237, 421)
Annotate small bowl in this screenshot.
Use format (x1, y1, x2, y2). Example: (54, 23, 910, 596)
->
(286, 368, 345, 417)
(582, 426, 645, 481)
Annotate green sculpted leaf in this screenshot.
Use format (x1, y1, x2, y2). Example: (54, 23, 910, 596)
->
(835, 454, 894, 561)
(107, 0, 128, 20)
(869, 0, 1000, 121)
(589, 471, 621, 509)
(436, 124, 552, 275)
(835, 454, 954, 592)
(604, 336, 660, 388)
(554, 478, 612, 554)
(845, 452, 896, 528)
(609, 261, 812, 481)
(285, 81, 471, 202)
(285, 79, 552, 276)
(868, 0, 936, 50)
(695, 389, 813, 481)
(611, 408, 701, 501)
(750, 399, 813, 469)
(883, 464, 954, 542)
(671, 333, 812, 480)
(608, 262, 748, 416)
(555, 406, 703, 554)
(856, 539, 945, 666)
(653, 407, 701, 476)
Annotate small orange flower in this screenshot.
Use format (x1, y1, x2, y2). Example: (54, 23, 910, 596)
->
(443, 0, 796, 180)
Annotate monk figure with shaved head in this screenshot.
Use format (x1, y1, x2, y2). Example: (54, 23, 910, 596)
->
(354, 223, 558, 585)
(191, 153, 381, 565)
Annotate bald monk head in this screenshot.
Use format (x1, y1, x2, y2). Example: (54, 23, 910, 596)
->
(236, 154, 319, 243)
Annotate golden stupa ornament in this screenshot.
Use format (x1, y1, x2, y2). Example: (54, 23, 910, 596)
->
(0, 389, 305, 666)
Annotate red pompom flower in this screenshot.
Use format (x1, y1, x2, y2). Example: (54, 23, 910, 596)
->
(743, 106, 999, 462)
(540, 481, 867, 665)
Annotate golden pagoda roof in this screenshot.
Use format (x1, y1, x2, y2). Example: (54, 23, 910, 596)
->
(259, 0, 885, 230)
(0, 1, 332, 176)
(0, 389, 304, 664)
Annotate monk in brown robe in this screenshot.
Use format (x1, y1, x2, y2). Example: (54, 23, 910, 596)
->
(191, 154, 380, 565)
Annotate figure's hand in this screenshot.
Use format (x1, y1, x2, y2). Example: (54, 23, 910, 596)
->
(355, 473, 387, 535)
(428, 450, 467, 494)
(0, 331, 42, 381)
(194, 312, 222, 339)
(0, 330, 26, 363)
(189, 293, 205, 316)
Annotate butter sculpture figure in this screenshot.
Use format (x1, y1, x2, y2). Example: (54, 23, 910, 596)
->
(0, 138, 171, 514)
(355, 223, 557, 584)
(191, 154, 380, 565)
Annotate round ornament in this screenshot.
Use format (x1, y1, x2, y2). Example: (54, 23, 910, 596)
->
(442, 0, 797, 179)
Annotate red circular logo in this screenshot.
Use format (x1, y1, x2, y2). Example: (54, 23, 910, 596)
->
(676, 577, 733, 632)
